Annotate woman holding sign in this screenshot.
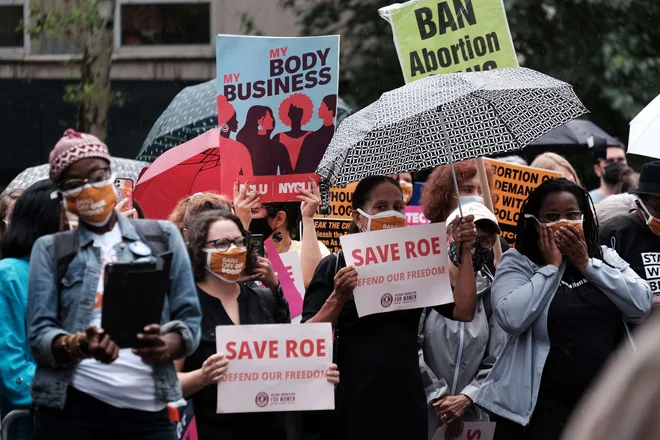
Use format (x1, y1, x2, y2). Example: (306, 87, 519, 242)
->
(475, 178, 651, 440)
(176, 210, 339, 440)
(302, 175, 477, 440)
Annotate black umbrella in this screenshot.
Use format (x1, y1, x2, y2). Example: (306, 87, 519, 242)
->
(530, 119, 617, 146)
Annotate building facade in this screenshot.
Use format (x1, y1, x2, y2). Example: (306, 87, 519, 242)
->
(0, 0, 299, 184)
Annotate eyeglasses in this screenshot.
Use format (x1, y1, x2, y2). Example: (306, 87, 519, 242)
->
(206, 237, 248, 252)
(60, 168, 112, 195)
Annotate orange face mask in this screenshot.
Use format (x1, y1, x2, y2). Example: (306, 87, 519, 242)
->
(545, 219, 583, 233)
(205, 247, 247, 283)
(357, 208, 406, 231)
(638, 200, 660, 236)
(400, 181, 413, 205)
(63, 180, 116, 227)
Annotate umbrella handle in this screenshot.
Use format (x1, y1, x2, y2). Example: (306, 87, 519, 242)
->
(319, 179, 330, 215)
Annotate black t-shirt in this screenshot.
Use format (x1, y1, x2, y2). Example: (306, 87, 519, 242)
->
(301, 253, 455, 440)
(541, 265, 624, 404)
(600, 210, 660, 294)
(183, 285, 286, 440)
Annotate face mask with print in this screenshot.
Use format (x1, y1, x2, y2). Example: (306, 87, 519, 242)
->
(204, 247, 248, 283)
(400, 181, 413, 204)
(524, 214, 583, 233)
(458, 195, 484, 206)
(637, 199, 660, 236)
(357, 208, 406, 232)
(62, 177, 117, 227)
(448, 241, 491, 274)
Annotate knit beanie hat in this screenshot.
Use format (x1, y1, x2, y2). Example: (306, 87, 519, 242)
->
(49, 129, 111, 182)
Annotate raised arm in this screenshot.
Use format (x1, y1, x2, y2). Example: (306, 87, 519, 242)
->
(296, 178, 325, 289)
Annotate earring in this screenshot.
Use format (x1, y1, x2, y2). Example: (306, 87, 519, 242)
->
(221, 124, 229, 133)
(258, 125, 264, 132)
(273, 231, 283, 243)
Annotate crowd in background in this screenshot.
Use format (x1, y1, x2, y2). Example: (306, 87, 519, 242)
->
(0, 129, 658, 440)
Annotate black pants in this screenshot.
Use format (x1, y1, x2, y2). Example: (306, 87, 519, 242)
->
(33, 387, 175, 440)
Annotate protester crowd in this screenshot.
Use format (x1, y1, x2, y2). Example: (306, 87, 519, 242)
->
(0, 128, 657, 440)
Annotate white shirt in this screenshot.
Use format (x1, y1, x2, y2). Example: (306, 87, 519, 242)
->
(72, 224, 164, 411)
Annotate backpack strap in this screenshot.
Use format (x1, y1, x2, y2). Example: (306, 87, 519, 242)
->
(131, 219, 169, 255)
(53, 229, 79, 289)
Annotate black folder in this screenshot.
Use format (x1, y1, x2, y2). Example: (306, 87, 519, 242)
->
(101, 253, 171, 348)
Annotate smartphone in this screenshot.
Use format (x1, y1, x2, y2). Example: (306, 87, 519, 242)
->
(250, 234, 265, 258)
(114, 178, 134, 212)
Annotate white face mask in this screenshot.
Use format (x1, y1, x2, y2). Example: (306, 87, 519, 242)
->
(356, 208, 406, 232)
(458, 195, 484, 206)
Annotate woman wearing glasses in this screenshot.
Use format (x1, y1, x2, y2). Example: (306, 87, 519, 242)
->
(175, 210, 339, 440)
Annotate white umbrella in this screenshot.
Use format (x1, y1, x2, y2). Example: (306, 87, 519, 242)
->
(629, 94, 660, 159)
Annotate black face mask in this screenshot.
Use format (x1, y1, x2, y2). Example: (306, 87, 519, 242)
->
(249, 217, 274, 239)
(603, 162, 625, 185)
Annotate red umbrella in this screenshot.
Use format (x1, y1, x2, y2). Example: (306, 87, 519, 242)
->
(134, 128, 226, 219)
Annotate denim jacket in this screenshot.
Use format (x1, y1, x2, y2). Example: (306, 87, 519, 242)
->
(475, 247, 651, 426)
(27, 214, 202, 409)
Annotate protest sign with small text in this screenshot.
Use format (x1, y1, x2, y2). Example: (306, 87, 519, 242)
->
(215, 323, 334, 413)
(341, 223, 452, 317)
(314, 183, 358, 252)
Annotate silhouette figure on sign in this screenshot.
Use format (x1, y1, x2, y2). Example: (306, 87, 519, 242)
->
(218, 95, 253, 178)
(238, 105, 293, 176)
(295, 94, 337, 174)
(274, 93, 314, 170)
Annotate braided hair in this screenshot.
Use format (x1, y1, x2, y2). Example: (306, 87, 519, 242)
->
(516, 178, 602, 266)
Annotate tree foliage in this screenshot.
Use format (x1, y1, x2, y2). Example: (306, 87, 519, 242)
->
(281, 0, 660, 140)
(23, 0, 118, 140)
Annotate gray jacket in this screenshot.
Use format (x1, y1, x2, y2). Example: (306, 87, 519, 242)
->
(419, 272, 507, 438)
(475, 247, 651, 426)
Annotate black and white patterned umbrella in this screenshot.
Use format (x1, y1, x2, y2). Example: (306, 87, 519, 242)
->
(317, 67, 588, 188)
(3, 157, 150, 194)
(137, 80, 217, 162)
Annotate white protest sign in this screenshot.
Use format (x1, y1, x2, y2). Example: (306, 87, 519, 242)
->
(215, 323, 333, 413)
(340, 223, 452, 317)
(280, 251, 305, 297)
(432, 422, 496, 440)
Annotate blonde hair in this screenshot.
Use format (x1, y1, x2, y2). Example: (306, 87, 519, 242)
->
(168, 192, 232, 234)
(531, 152, 581, 186)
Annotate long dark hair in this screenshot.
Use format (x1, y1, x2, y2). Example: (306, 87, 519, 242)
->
(237, 105, 275, 144)
(348, 175, 402, 234)
(263, 202, 300, 240)
(516, 178, 602, 266)
(1, 180, 62, 259)
(187, 209, 257, 282)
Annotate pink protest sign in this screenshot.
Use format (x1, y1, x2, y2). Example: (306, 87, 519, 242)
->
(405, 206, 430, 226)
(265, 240, 304, 318)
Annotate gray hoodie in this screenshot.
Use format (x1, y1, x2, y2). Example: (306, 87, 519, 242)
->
(419, 271, 508, 438)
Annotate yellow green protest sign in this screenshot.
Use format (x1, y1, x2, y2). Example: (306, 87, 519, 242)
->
(380, 0, 518, 82)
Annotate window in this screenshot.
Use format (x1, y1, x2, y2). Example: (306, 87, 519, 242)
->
(119, 1, 211, 47)
(0, 4, 24, 48)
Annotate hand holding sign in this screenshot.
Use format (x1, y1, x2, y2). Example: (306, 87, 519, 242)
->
(296, 176, 322, 219)
(201, 353, 229, 385)
(334, 266, 357, 302)
(233, 179, 260, 229)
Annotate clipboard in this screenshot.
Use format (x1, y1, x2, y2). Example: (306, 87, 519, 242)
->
(101, 253, 171, 348)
